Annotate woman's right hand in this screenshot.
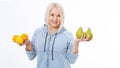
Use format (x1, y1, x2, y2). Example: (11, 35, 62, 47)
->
(24, 40, 33, 51)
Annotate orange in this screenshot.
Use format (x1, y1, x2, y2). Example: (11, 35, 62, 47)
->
(20, 33, 28, 40)
(15, 36, 24, 45)
(12, 35, 19, 42)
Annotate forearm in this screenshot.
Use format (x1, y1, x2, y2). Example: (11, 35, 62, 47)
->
(25, 40, 37, 60)
(26, 44, 36, 60)
(72, 39, 79, 54)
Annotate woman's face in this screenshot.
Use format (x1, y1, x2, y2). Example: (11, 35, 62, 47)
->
(48, 7, 61, 29)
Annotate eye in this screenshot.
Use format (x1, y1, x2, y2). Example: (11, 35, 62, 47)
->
(51, 14, 54, 16)
(57, 14, 60, 17)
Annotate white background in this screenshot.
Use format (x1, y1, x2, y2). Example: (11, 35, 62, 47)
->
(0, 0, 120, 68)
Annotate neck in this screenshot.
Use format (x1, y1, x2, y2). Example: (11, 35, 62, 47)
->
(48, 27, 59, 35)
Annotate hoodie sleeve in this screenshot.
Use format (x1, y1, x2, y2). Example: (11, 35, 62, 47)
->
(26, 29, 38, 60)
(65, 31, 78, 64)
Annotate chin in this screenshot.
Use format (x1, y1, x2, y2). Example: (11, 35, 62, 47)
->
(52, 25, 60, 28)
(49, 23, 59, 28)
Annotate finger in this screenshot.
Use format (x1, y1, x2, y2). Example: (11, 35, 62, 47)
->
(24, 39, 30, 45)
(81, 33, 85, 40)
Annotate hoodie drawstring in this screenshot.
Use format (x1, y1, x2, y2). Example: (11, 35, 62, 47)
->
(44, 32, 48, 52)
(44, 32, 57, 60)
(52, 34, 57, 60)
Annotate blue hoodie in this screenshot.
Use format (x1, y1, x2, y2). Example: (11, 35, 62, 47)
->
(26, 24, 78, 68)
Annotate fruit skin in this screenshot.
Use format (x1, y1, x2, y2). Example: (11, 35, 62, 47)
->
(12, 35, 19, 42)
(12, 33, 28, 45)
(20, 33, 28, 40)
(76, 27, 84, 39)
(15, 36, 24, 45)
(85, 28, 93, 41)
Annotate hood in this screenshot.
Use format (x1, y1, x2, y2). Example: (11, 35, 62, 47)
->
(43, 24, 66, 35)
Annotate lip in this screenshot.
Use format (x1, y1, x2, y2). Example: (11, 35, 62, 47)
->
(51, 21, 58, 24)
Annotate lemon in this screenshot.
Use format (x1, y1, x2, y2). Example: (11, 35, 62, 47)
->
(20, 33, 28, 40)
(15, 37, 24, 45)
(12, 35, 19, 42)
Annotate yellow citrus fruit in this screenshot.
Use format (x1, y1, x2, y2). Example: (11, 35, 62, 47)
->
(20, 33, 28, 40)
(12, 35, 19, 42)
(15, 36, 24, 45)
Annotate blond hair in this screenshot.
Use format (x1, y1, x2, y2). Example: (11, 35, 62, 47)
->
(45, 2, 64, 29)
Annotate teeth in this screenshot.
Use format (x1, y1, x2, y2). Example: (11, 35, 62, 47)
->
(52, 21, 57, 24)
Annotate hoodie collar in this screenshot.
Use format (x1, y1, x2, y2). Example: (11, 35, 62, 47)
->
(43, 24, 66, 35)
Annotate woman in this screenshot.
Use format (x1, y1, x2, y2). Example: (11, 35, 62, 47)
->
(25, 2, 89, 68)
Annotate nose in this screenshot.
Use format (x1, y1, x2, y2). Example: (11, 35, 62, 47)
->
(53, 16, 58, 21)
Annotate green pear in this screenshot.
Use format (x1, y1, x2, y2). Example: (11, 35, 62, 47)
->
(85, 28, 93, 41)
(76, 27, 84, 39)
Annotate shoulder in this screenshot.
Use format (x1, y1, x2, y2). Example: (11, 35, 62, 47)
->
(60, 27, 72, 36)
(63, 30, 74, 40)
(33, 27, 41, 35)
(34, 25, 47, 35)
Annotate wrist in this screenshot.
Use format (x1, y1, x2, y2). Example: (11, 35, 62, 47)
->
(25, 46, 32, 51)
(74, 39, 80, 45)
(25, 48, 32, 51)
